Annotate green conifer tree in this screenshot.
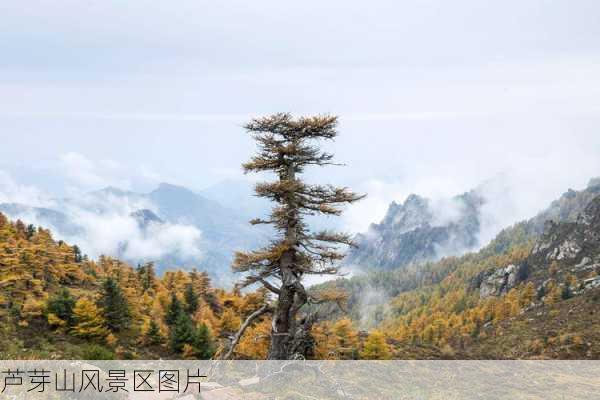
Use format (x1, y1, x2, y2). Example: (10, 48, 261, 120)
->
(165, 292, 183, 326)
(169, 313, 196, 353)
(137, 262, 156, 292)
(47, 288, 76, 325)
(194, 323, 215, 360)
(26, 224, 36, 240)
(184, 283, 199, 314)
(561, 284, 573, 300)
(145, 320, 164, 346)
(73, 245, 83, 263)
(100, 277, 131, 332)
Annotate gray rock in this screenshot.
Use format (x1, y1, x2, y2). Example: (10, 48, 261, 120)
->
(583, 276, 600, 290)
(573, 257, 592, 270)
(201, 382, 224, 391)
(547, 239, 581, 261)
(238, 376, 260, 387)
(529, 195, 600, 270)
(478, 264, 522, 298)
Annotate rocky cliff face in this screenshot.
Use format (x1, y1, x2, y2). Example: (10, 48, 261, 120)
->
(476, 194, 600, 298)
(529, 195, 600, 268)
(527, 178, 600, 236)
(473, 264, 528, 298)
(344, 178, 600, 272)
(345, 191, 484, 270)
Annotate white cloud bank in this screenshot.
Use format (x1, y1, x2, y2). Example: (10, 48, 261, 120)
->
(0, 171, 53, 207)
(0, 168, 203, 266)
(68, 210, 202, 262)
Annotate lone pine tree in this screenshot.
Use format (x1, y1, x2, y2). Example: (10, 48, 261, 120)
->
(233, 113, 364, 360)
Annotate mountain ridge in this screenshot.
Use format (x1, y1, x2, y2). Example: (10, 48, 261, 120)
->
(345, 189, 484, 270)
(345, 178, 600, 272)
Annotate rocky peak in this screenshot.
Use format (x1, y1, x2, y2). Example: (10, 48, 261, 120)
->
(587, 177, 600, 189)
(345, 190, 484, 270)
(130, 209, 163, 230)
(528, 182, 600, 235)
(381, 194, 432, 234)
(578, 195, 600, 226)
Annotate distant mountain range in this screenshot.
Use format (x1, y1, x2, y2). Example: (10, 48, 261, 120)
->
(345, 178, 600, 271)
(0, 182, 269, 284)
(199, 179, 270, 221)
(3, 177, 600, 284)
(0, 202, 81, 236)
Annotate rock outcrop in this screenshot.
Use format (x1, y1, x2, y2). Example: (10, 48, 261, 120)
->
(530, 195, 600, 267)
(474, 263, 528, 298)
(130, 208, 164, 229)
(475, 194, 600, 298)
(526, 178, 600, 236)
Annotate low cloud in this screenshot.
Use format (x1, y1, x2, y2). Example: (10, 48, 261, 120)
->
(0, 171, 53, 207)
(0, 171, 203, 266)
(57, 152, 166, 196)
(430, 196, 469, 228)
(356, 282, 392, 330)
(59, 152, 133, 194)
(66, 209, 202, 262)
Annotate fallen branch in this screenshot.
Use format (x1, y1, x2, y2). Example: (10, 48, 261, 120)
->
(221, 304, 272, 360)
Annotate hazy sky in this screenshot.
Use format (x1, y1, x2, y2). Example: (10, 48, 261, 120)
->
(1, 0, 600, 232)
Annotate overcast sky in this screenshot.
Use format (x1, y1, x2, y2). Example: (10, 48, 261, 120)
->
(1, 0, 600, 232)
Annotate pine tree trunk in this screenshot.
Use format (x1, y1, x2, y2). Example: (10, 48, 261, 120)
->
(268, 163, 300, 360)
(268, 263, 295, 359)
(269, 259, 310, 359)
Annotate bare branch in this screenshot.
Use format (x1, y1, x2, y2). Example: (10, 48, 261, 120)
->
(257, 278, 281, 295)
(221, 304, 272, 360)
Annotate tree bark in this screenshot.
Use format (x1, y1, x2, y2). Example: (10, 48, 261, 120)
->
(268, 162, 305, 360)
(268, 256, 296, 359)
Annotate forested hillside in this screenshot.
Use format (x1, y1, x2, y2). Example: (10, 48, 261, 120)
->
(327, 179, 600, 324)
(0, 212, 273, 359)
(311, 184, 600, 359)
